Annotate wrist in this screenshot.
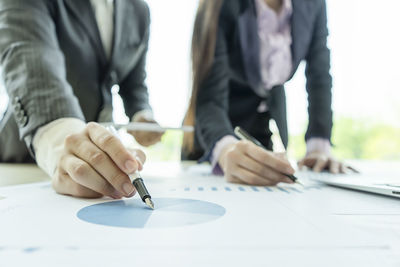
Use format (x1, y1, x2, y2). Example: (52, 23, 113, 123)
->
(217, 142, 236, 172)
(132, 109, 154, 122)
(306, 138, 331, 156)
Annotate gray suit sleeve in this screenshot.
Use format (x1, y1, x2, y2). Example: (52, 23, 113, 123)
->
(0, 0, 84, 156)
(195, 21, 234, 160)
(304, 0, 333, 142)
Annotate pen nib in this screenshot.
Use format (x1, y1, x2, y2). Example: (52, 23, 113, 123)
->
(145, 198, 154, 210)
(295, 180, 305, 187)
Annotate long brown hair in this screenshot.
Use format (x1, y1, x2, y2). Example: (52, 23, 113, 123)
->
(182, 0, 224, 153)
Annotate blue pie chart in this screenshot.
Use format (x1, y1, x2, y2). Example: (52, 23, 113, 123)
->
(77, 198, 226, 228)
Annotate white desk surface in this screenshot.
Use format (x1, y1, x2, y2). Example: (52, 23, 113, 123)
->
(0, 160, 399, 267)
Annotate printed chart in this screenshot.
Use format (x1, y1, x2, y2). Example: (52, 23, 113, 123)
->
(77, 198, 226, 228)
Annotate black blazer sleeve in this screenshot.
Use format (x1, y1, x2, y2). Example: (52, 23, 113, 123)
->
(118, 3, 152, 119)
(0, 0, 84, 154)
(304, 0, 333, 142)
(195, 13, 234, 159)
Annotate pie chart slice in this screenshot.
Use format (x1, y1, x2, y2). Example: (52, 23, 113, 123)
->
(77, 198, 226, 228)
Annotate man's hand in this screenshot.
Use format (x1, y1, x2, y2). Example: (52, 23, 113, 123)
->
(218, 140, 295, 186)
(53, 122, 146, 199)
(298, 151, 353, 174)
(128, 114, 164, 147)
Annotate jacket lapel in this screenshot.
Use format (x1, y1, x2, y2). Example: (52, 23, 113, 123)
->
(238, 0, 262, 92)
(110, 0, 148, 79)
(64, 0, 107, 66)
(290, 0, 314, 73)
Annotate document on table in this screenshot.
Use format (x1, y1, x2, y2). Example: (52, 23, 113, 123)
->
(0, 163, 399, 267)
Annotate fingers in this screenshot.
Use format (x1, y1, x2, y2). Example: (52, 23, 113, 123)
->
(329, 159, 340, 174)
(312, 156, 329, 172)
(229, 167, 278, 186)
(86, 122, 140, 174)
(300, 152, 355, 175)
(237, 154, 293, 184)
(128, 148, 146, 171)
(220, 141, 294, 186)
(238, 141, 294, 175)
(52, 169, 102, 199)
(60, 154, 127, 198)
(65, 137, 135, 197)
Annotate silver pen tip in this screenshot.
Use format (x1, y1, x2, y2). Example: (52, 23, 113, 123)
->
(296, 180, 304, 187)
(145, 198, 154, 210)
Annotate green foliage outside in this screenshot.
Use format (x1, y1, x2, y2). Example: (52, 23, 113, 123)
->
(135, 131, 184, 161)
(288, 117, 400, 160)
(138, 117, 400, 162)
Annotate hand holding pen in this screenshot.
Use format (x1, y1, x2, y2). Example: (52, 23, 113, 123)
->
(235, 127, 303, 185)
(52, 122, 146, 199)
(217, 127, 297, 186)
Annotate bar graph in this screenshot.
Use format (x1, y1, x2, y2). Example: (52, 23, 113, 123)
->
(168, 185, 322, 193)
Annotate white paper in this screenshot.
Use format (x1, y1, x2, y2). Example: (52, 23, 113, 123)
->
(0, 163, 399, 266)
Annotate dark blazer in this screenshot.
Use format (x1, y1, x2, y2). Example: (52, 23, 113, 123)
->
(186, 0, 333, 160)
(0, 0, 151, 162)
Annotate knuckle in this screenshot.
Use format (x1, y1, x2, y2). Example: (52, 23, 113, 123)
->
(72, 163, 89, 178)
(86, 122, 98, 131)
(99, 134, 115, 148)
(108, 171, 127, 187)
(59, 154, 69, 164)
(236, 141, 247, 150)
(99, 181, 113, 195)
(73, 184, 88, 197)
(226, 150, 235, 160)
(89, 151, 106, 165)
(64, 134, 79, 147)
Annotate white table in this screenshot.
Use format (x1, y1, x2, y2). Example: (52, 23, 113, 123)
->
(0, 160, 399, 267)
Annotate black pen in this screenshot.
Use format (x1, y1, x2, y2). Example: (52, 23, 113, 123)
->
(234, 126, 303, 186)
(107, 126, 155, 209)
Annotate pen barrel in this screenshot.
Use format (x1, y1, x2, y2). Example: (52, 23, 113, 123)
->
(132, 178, 151, 201)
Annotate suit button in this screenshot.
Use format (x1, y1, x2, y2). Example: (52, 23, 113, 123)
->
(16, 109, 25, 120)
(12, 97, 19, 106)
(14, 102, 22, 112)
(20, 116, 28, 127)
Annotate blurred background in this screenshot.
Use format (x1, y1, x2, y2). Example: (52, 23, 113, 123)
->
(1, 0, 399, 161)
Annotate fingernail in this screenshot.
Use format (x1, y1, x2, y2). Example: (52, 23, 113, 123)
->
(125, 160, 137, 173)
(111, 192, 123, 199)
(127, 189, 136, 198)
(135, 156, 143, 165)
(123, 182, 135, 196)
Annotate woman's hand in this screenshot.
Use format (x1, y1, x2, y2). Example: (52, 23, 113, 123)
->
(128, 114, 164, 147)
(298, 151, 354, 174)
(218, 140, 295, 186)
(53, 122, 146, 199)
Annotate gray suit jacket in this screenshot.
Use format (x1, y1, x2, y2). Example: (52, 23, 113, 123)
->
(0, 0, 151, 162)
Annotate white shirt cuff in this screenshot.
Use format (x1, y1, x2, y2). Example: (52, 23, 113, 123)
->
(306, 137, 331, 155)
(33, 118, 86, 178)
